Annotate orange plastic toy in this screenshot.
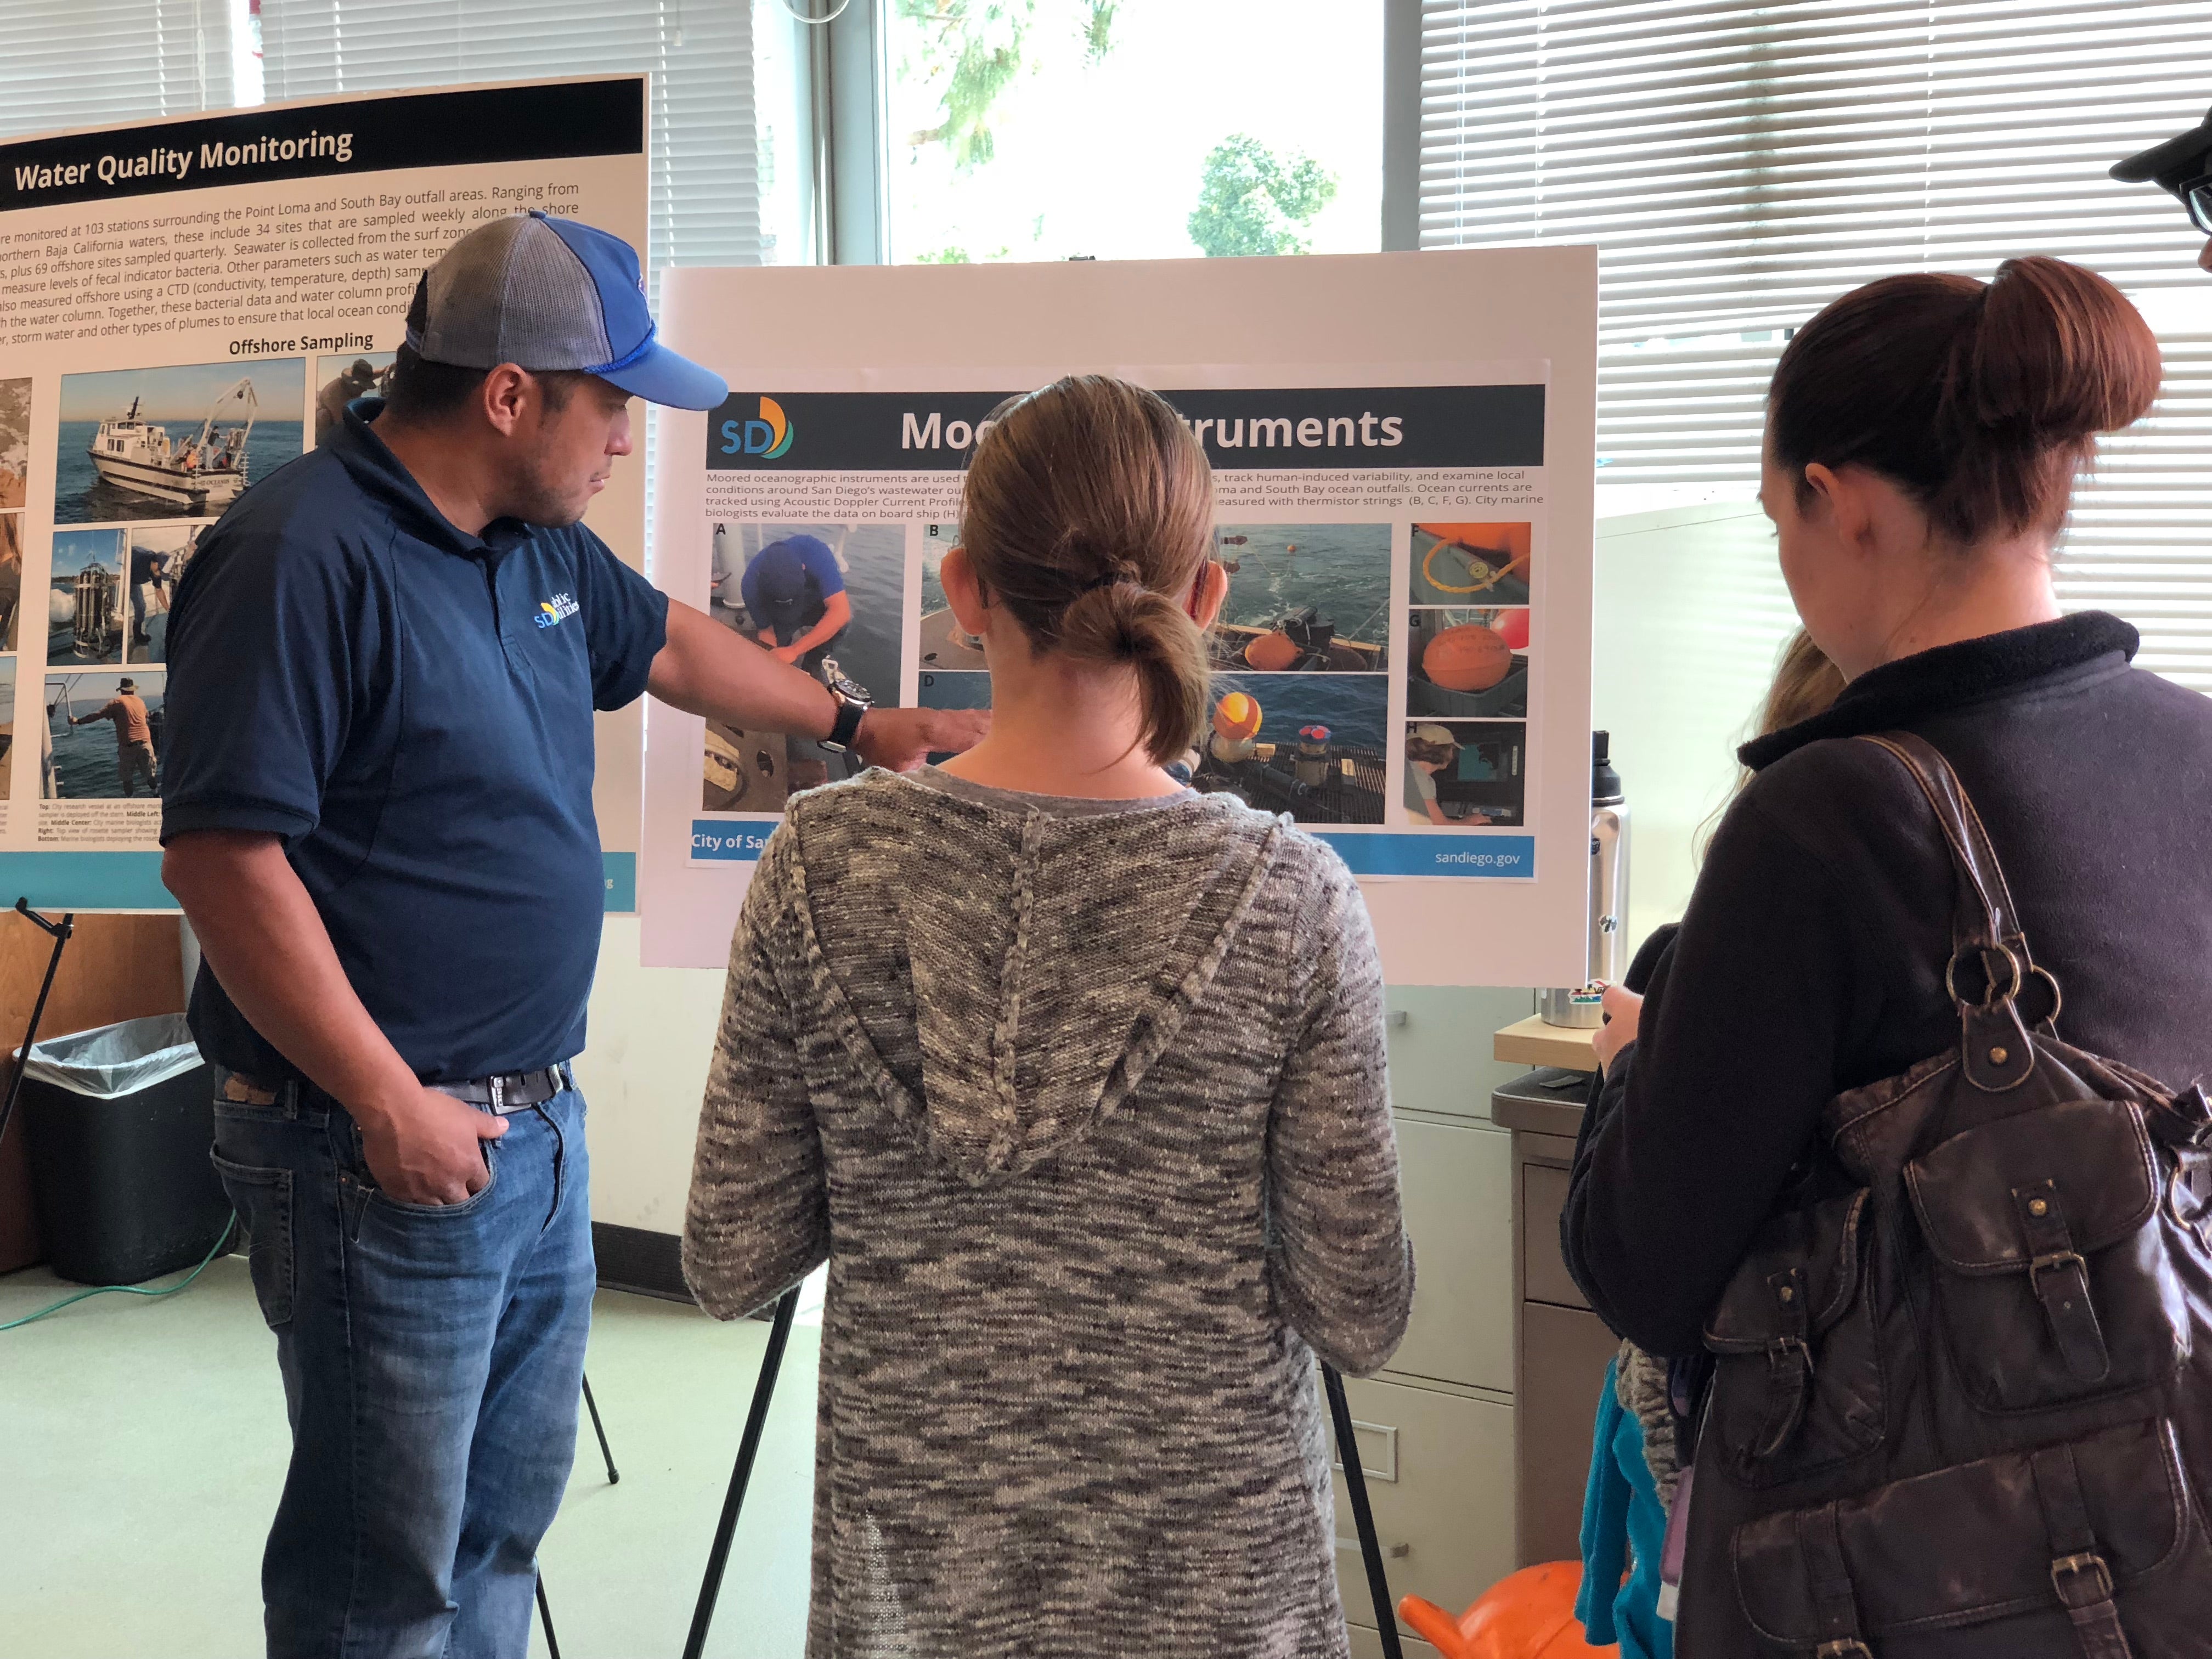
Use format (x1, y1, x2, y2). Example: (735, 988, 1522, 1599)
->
(1397, 1562, 1617, 1659)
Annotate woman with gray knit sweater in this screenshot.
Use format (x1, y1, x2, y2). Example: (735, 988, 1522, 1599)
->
(683, 374, 1413, 1659)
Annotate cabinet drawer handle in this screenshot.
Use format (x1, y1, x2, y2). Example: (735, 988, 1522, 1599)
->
(1335, 1538, 1413, 1559)
(1330, 1419, 1400, 1483)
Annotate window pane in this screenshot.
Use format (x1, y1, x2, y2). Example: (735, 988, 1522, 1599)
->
(885, 0, 1381, 264)
(754, 0, 815, 265)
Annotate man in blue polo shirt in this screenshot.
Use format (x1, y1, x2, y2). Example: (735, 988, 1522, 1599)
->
(740, 532, 850, 669)
(158, 211, 983, 1659)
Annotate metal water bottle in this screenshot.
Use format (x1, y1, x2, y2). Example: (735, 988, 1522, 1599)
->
(1539, 732, 1630, 1028)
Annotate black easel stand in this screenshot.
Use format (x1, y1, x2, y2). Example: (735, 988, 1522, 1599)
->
(681, 1286, 800, 1659)
(534, 1574, 564, 1659)
(583, 1370, 619, 1484)
(1323, 1361, 1404, 1659)
(0, 900, 75, 1160)
(670, 1291, 1402, 1659)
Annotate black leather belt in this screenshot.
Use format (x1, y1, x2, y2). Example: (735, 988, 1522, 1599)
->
(430, 1064, 573, 1109)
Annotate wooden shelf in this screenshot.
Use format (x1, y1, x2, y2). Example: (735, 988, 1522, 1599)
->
(1492, 1014, 1600, 1074)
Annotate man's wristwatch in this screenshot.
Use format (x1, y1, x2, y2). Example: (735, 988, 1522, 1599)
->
(822, 681, 871, 753)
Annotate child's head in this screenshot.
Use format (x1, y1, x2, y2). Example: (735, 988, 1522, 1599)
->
(957, 376, 1216, 765)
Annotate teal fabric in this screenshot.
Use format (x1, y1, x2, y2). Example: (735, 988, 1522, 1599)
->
(1576, 1358, 1674, 1659)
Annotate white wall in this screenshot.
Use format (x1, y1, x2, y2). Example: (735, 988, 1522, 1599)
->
(1590, 500, 1799, 950)
(574, 916, 729, 1232)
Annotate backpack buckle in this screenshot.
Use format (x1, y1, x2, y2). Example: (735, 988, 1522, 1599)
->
(2050, 1550, 2114, 1608)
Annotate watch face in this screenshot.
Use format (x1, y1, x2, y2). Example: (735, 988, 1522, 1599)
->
(826, 666, 872, 708)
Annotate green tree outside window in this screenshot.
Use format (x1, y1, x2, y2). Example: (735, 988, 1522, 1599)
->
(1188, 134, 1339, 258)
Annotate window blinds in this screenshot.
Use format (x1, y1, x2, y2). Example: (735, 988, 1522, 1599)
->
(0, 0, 234, 140)
(259, 1, 760, 273)
(1419, 0, 2212, 687)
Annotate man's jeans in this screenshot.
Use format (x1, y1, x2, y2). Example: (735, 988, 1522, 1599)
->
(211, 1077, 594, 1659)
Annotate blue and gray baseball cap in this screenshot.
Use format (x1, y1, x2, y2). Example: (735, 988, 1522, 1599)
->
(406, 210, 727, 410)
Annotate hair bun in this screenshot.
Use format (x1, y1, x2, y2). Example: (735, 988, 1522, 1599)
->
(1965, 256, 2159, 444)
(1769, 256, 2158, 547)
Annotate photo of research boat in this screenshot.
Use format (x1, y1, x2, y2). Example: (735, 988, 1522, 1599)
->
(86, 378, 258, 510)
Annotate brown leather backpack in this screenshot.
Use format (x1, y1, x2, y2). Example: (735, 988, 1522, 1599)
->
(1681, 732, 2212, 1658)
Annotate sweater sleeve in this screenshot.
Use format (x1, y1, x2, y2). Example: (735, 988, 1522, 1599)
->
(1561, 793, 1877, 1356)
(1263, 854, 1415, 1376)
(682, 830, 832, 1321)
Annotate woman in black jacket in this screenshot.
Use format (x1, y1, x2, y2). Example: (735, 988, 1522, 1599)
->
(1563, 255, 2212, 1655)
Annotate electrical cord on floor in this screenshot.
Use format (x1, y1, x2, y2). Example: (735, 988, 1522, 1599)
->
(0, 1212, 238, 1333)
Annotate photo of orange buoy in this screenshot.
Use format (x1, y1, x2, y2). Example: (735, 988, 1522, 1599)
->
(1423, 623, 1514, 692)
(1212, 690, 1263, 742)
(1243, 630, 1302, 672)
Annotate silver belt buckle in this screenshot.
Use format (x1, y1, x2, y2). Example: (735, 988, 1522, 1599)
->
(489, 1073, 506, 1113)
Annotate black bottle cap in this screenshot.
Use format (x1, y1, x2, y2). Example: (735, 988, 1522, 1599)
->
(1592, 730, 1623, 805)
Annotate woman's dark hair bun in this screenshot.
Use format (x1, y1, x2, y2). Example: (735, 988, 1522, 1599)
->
(1768, 255, 2159, 546)
(1968, 256, 2159, 443)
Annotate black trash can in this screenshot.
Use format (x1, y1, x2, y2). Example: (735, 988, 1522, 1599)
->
(17, 1013, 227, 1285)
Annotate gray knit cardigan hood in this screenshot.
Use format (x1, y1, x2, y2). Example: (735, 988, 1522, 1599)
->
(684, 768, 1414, 1659)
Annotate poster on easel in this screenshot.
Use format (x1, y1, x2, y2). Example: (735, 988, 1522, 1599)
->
(640, 253, 1598, 988)
(0, 76, 652, 910)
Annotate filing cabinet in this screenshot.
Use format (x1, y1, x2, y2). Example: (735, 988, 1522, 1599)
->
(1493, 1064, 1620, 1568)
(1328, 1371, 1515, 1646)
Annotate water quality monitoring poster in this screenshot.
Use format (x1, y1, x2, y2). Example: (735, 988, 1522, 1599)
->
(0, 76, 651, 909)
(641, 255, 1598, 987)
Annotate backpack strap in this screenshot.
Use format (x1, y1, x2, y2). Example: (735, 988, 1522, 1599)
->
(1857, 733, 2061, 1092)
(1796, 1501, 1875, 1658)
(2028, 1443, 2137, 1659)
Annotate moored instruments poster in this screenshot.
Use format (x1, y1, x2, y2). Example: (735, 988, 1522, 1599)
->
(642, 254, 1598, 987)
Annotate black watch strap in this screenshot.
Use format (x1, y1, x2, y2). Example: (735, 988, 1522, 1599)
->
(825, 692, 868, 752)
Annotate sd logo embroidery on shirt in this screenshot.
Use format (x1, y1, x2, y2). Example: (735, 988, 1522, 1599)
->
(535, 592, 581, 629)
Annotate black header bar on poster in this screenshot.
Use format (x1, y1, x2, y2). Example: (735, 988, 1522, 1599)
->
(705, 385, 1547, 473)
(0, 78, 644, 212)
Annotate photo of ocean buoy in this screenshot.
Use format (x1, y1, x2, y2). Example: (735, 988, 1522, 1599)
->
(55, 360, 304, 525)
(1410, 522, 1531, 606)
(48, 529, 125, 666)
(0, 377, 28, 510)
(1191, 672, 1386, 825)
(1207, 523, 1391, 673)
(1408, 607, 1530, 718)
(1403, 719, 1527, 828)
(701, 522, 905, 812)
(917, 521, 1394, 678)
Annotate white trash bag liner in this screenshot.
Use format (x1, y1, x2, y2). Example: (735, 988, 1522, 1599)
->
(18, 1013, 204, 1099)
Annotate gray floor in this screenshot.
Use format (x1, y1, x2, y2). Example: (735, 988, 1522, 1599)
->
(0, 1259, 819, 1657)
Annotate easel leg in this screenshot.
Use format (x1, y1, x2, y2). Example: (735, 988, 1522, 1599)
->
(535, 1571, 563, 1659)
(1324, 1362, 1404, 1659)
(681, 1286, 801, 1659)
(582, 1372, 618, 1484)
